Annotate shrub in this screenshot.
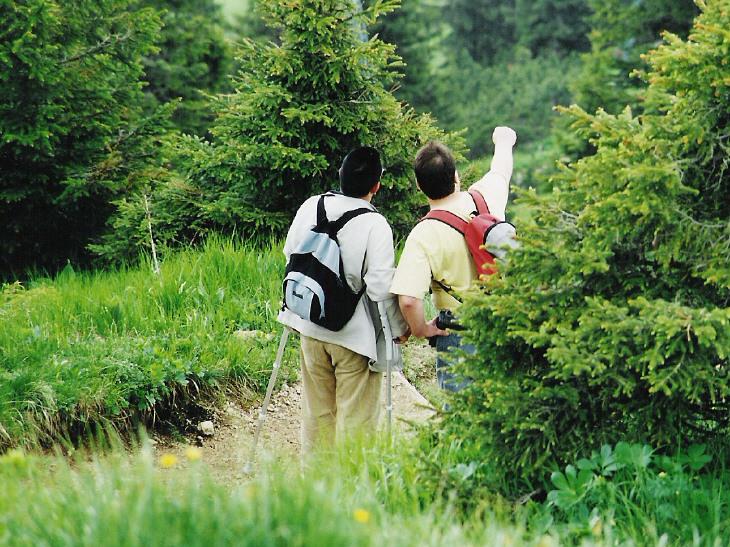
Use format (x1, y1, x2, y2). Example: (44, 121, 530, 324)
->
(433, 0, 730, 491)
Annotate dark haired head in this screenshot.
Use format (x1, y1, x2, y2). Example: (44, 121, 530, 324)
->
(413, 141, 456, 200)
(339, 146, 382, 198)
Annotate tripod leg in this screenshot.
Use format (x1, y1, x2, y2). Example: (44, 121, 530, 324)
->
(244, 327, 291, 473)
(377, 302, 394, 440)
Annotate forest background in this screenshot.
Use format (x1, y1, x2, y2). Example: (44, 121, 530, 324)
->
(0, 0, 700, 279)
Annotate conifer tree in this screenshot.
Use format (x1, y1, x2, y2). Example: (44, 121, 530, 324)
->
(435, 0, 730, 489)
(0, 1, 168, 277)
(371, 0, 440, 114)
(139, 0, 234, 136)
(103, 0, 461, 257)
(571, 0, 698, 117)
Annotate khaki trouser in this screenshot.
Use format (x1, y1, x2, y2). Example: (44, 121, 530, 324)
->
(299, 335, 382, 455)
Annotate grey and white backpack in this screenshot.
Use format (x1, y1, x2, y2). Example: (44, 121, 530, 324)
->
(282, 194, 375, 331)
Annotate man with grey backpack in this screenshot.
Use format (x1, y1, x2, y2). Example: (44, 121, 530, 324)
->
(278, 146, 409, 456)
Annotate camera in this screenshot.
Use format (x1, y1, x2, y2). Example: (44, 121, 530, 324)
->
(429, 311, 467, 346)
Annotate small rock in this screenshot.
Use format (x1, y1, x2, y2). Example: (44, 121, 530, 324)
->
(198, 420, 215, 436)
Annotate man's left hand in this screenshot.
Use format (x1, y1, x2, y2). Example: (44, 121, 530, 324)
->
(394, 329, 411, 344)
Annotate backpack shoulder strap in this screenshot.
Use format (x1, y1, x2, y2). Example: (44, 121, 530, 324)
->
(315, 194, 329, 226)
(316, 194, 375, 235)
(419, 190, 489, 234)
(468, 189, 490, 215)
(331, 207, 375, 235)
(419, 209, 468, 235)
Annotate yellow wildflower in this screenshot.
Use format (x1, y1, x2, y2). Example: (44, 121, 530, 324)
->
(353, 508, 371, 524)
(159, 454, 178, 468)
(184, 446, 202, 461)
(591, 517, 603, 537)
(6, 449, 25, 464)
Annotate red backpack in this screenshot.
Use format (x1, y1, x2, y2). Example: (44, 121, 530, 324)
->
(421, 189, 517, 279)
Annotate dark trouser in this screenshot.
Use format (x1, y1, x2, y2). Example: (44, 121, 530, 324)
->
(434, 310, 475, 393)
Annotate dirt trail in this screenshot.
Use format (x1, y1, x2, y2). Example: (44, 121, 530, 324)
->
(152, 340, 439, 484)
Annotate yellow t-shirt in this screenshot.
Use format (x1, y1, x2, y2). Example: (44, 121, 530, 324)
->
(390, 172, 508, 310)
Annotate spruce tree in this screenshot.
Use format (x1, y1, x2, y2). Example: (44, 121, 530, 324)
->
(435, 0, 730, 490)
(103, 0, 461, 257)
(139, 0, 235, 136)
(0, 1, 168, 277)
(571, 0, 698, 117)
(371, 0, 440, 115)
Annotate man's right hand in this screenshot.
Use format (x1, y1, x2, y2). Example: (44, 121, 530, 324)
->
(398, 295, 448, 339)
(424, 316, 449, 339)
(492, 126, 517, 147)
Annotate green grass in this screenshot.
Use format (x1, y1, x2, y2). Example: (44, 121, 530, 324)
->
(3, 239, 730, 545)
(0, 432, 552, 547)
(0, 237, 294, 450)
(3, 430, 730, 546)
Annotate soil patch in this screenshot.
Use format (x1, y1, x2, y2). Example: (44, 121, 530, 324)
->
(151, 339, 440, 485)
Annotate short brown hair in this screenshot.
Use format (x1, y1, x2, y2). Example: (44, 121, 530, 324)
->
(413, 141, 456, 200)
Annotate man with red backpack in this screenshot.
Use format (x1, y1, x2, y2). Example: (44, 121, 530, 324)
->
(390, 126, 517, 395)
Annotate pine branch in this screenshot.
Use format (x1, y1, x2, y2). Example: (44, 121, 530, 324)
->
(59, 32, 133, 65)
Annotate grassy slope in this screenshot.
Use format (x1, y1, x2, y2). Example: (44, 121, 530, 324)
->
(0, 435, 545, 547)
(0, 238, 293, 450)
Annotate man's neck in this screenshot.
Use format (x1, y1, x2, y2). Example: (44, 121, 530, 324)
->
(427, 187, 461, 210)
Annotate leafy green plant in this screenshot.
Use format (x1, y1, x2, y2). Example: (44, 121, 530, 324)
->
(540, 442, 729, 544)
